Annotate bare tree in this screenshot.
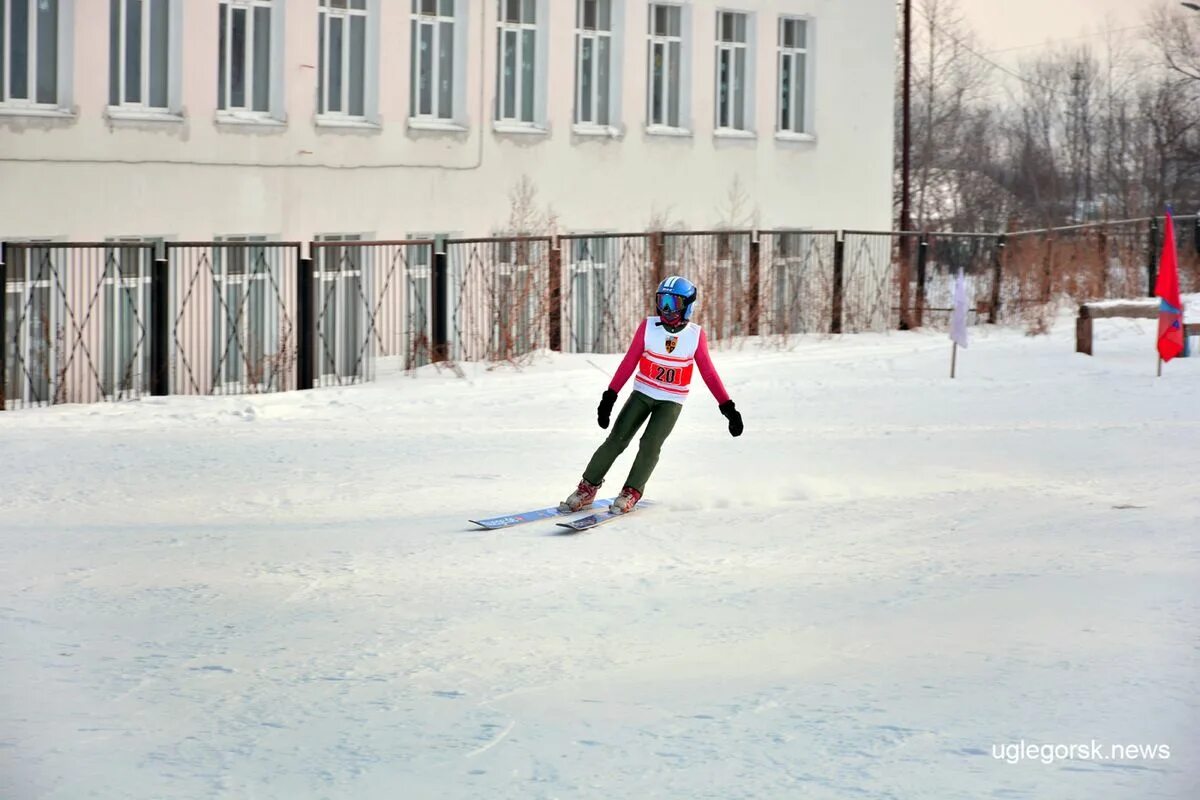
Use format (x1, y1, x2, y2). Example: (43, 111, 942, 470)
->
(905, 0, 992, 229)
(1146, 2, 1200, 82)
(715, 175, 759, 230)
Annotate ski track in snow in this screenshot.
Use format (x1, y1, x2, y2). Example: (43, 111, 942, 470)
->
(1, 316, 1198, 799)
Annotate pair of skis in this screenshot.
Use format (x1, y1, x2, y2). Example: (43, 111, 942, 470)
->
(469, 498, 648, 533)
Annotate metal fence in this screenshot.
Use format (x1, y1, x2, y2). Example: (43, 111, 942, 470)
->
(5, 216, 1199, 410)
(308, 240, 434, 386)
(3, 242, 155, 409)
(1003, 221, 1149, 318)
(843, 231, 911, 332)
(1175, 214, 1200, 295)
(559, 233, 653, 354)
(757, 230, 838, 337)
(880, 214, 1200, 330)
(168, 242, 300, 396)
(663, 231, 753, 344)
(443, 236, 553, 363)
(920, 233, 1002, 326)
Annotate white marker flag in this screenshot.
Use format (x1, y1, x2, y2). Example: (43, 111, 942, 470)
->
(950, 268, 970, 349)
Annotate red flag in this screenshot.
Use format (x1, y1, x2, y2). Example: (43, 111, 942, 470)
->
(1155, 211, 1184, 362)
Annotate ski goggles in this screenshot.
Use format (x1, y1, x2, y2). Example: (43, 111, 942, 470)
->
(656, 292, 686, 315)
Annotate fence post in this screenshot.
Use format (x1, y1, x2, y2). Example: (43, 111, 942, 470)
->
(989, 234, 1005, 324)
(432, 241, 448, 361)
(898, 234, 912, 330)
(1042, 233, 1055, 302)
(747, 234, 760, 337)
(1147, 216, 1159, 297)
(915, 233, 929, 328)
(831, 232, 845, 334)
(0, 243, 6, 410)
(150, 256, 170, 396)
(651, 231, 665, 287)
(548, 240, 562, 352)
(297, 254, 315, 390)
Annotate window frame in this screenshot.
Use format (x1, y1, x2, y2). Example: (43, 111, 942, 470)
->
(491, 235, 538, 353)
(573, 0, 621, 132)
(107, 0, 182, 117)
(0, 0, 74, 114)
(566, 234, 617, 353)
(317, 0, 378, 124)
(493, 0, 547, 130)
(714, 9, 752, 134)
(217, 0, 286, 124)
(409, 0, 464, 125)
(210, 235, 281, 391)
(777, 15, 814, 138)
(3, 238, 63, 408)
(313, 233, 371, 382)
(100, 236, 158, 400)
(646, 2, 689, 134)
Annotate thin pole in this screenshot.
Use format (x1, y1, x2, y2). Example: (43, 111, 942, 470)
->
(898, 0, 913, 329)
(901, 0, 912, 236)
(1157, 357, 1162, 378)
(951, 342, 958, 379)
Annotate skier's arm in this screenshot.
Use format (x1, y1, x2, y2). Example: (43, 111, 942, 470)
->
(694, 329, 731, 406)
(608, 318, 647, 392)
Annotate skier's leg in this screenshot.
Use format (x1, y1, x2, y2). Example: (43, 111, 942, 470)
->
(624, 398, 683, 494)
(582, 392, 653, 486)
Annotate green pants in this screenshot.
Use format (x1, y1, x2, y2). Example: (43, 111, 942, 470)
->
(583, 390, 683, 494)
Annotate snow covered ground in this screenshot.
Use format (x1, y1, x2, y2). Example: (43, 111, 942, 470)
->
(2, 314, 1198, 800)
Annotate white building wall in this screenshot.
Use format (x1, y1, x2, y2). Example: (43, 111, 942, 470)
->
(0, 0, 896, 242)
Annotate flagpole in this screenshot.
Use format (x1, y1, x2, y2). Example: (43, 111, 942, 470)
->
(951, 342, 958, 379)
(1158, 357, 1162, 378)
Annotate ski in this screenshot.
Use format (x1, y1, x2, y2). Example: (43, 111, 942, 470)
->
(469, 499, 614, 530)
(555, 502, 652, 533)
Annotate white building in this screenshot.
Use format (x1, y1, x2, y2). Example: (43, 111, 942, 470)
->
(0, 0, 897, 242)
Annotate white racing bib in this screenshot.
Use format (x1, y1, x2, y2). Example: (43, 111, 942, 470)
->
(634, 317, 701, 404)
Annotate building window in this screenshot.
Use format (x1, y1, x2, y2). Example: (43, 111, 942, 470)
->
(575, 0, 613, 127)
(218, 0, 273, 115)
(1, 0, 63, 107)
(778, 17, 809, 134)
(647, 3, 682, 129)
(568, 236, 619, 352)
(109, 0, 173, 111)
(715, 11, 748, 131)
(3, 241, 59, 407)
(495, 0, 540, 125)
(313, 234, 369, 381)
(102, 237, 157, 399)
(318, 0, 368, 118)
(493, 238, 537, 353)
(410, 0, 456, 121)
(211, 236, 281, 389)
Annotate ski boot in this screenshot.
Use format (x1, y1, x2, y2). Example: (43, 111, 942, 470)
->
(559, 478, 601, 513)
(611, 485, 643, 514)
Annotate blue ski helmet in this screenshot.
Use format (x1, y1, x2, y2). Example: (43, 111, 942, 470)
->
(655, 275, 698, 326)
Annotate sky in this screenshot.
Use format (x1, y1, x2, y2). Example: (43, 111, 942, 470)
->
(957, 0, 1155, 61)
(936, 0, 1173, 99)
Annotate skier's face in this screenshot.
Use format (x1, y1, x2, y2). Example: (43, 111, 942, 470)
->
(656, 292, 685, 325)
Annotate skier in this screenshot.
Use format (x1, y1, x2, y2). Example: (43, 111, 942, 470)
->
(560, 275, 744, 515)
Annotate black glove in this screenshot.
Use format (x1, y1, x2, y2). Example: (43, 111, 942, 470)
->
(597, 389, 618, 429)
(718, 400, 743, 437)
